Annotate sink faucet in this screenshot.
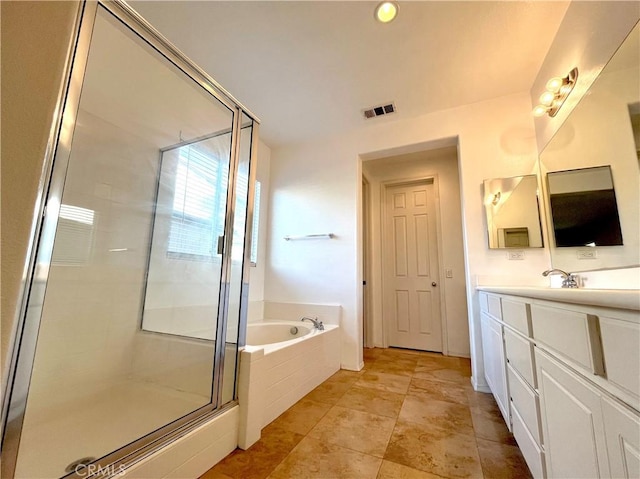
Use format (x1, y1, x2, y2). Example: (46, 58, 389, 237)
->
(301, 316, 324, 330)
(542, 269, 579, 288)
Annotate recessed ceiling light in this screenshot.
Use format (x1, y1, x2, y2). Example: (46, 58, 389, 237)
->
(375, 1, 399, 23)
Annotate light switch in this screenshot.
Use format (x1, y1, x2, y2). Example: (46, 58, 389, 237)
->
(445, 268, 453, 278)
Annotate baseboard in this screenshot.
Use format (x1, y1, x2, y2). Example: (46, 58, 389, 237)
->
(471, 375, 491, 393)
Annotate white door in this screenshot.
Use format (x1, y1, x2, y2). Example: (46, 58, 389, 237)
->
(384, 180, 442, 351)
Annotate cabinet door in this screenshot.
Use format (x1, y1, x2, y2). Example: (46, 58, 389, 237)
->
(535, 348, 610, 478)
(602, 397, 640, 479)
(481, 312, 510, 427)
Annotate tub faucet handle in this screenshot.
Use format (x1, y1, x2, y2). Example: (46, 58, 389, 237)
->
(301, 316, 324, 330)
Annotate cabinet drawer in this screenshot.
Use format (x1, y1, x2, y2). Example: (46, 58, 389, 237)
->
(512, 404, 546, 479)
(508, 364, 542, 445)
(531, 304, 604, 376)
(505, 328, 536, 388)
(502, 298, 531, 336)
(599, 316, 640, 401)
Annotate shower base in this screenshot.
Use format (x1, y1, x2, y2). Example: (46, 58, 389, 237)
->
(14, 381, 209, 479)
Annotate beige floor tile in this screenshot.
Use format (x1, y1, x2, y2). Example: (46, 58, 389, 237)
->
(200, 469, 234, 479)
(477, 437, 532, 479)
(207, 348, 529, 479)
(385, 419, 483, 479)
(377, 460, 445, 479)
(208, 424, 303, 479)
(303, 379, 353, 405)
(408, 377, 469, 405)
(357, 371, 412, 394)
(379, 348, 425, 360)
(327, 369, 365, 384)
(467, 390, 501, 410)
(364, 347, 384, 361)
(413, 367, 471, 385)
(308, 405, 396, 457)
(269, 398, 332, 435)
(268, 436, 383, 479)
(416, 355, 463, 370)
(337, 384, 405, 418)
(470, 406, 517, 446)
(368, 358, 418, 377)
(398, 395, 474, 435)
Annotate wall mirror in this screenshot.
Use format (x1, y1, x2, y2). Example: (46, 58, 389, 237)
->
(483, 175, 544, 249)
(539, 22, 640, 272)
(547, 166, 623, 248)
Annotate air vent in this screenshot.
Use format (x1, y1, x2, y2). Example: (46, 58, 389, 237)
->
(363, 102, 396, 120)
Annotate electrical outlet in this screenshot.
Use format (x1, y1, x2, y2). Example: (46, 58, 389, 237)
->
(507, 250, 525, 260)
(577, 249, 597, 260)
(445, 268, 453, 278)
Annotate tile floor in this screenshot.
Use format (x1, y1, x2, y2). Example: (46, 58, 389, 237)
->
(201, 347, 532, 479)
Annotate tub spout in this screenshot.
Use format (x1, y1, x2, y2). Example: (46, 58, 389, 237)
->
(301, 316, 324, 330)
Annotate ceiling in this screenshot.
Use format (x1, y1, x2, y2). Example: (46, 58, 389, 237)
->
(130, 1, 570, 148)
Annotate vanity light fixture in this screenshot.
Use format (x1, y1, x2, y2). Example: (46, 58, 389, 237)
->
(533, 67, 579, 118)
(375, 1, 399, 23)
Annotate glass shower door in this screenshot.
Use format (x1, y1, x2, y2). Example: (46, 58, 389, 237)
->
(6, 4, 249, 478)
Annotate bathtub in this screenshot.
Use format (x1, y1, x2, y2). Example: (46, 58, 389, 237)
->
(238, 319, 340, 448)
(246, 320, 317, 351)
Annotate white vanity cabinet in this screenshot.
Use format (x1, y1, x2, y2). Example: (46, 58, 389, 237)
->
(535, 347, 610, 478)
(480, 307, 510, 427)
(477, 288, 640, 479)
(602, 396, 640, 478)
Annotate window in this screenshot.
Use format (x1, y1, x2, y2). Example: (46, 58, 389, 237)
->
(168, 143, 228, 259)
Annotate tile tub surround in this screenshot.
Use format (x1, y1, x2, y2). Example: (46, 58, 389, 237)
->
(238, 324, 341, 449)
(205, 348, 531, 479)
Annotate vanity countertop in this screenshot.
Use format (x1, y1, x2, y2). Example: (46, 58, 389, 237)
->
(477, 286, 640, 312)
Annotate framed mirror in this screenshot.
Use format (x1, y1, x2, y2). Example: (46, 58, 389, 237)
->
(483, 175, 544, 249)
(539, 22, 640, 272)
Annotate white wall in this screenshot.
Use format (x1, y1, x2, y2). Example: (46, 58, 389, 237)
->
(1, 0, 82, 400)
(362, 147, 469, 357)
(248, 140, 272, 307)
(24, 108, 159, 417)
(267, 91, 549, 385)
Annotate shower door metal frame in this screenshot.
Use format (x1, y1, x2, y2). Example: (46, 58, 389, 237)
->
(0, 1, 260, 477)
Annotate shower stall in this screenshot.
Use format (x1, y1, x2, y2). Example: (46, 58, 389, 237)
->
(1, 1, 258, 477)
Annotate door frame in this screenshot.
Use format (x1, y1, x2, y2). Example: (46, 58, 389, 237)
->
(380, 176, 448, 354)
(362, 176, 373, 348)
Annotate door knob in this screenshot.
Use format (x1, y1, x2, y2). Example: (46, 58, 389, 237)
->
(432, 282, 437, 287)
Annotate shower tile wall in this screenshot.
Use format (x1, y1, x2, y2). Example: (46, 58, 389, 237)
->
(24, 109, 213, 425)
(25, 110, 156, 420)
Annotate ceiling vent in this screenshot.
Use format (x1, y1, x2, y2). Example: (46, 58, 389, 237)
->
(363, 102, 396, 120)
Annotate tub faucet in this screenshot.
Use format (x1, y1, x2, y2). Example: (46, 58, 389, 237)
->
(542, 269, 579, 288)
(301, 316, 324, 330)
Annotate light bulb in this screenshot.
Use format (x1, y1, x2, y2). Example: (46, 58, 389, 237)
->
(546, 77, 564, 92)
(539, 91, 556, 106)
(375, 1, 398, 23)
(533, 105, 548, 117)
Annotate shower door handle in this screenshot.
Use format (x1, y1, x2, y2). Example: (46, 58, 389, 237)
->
(217, 236, 224, 255)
